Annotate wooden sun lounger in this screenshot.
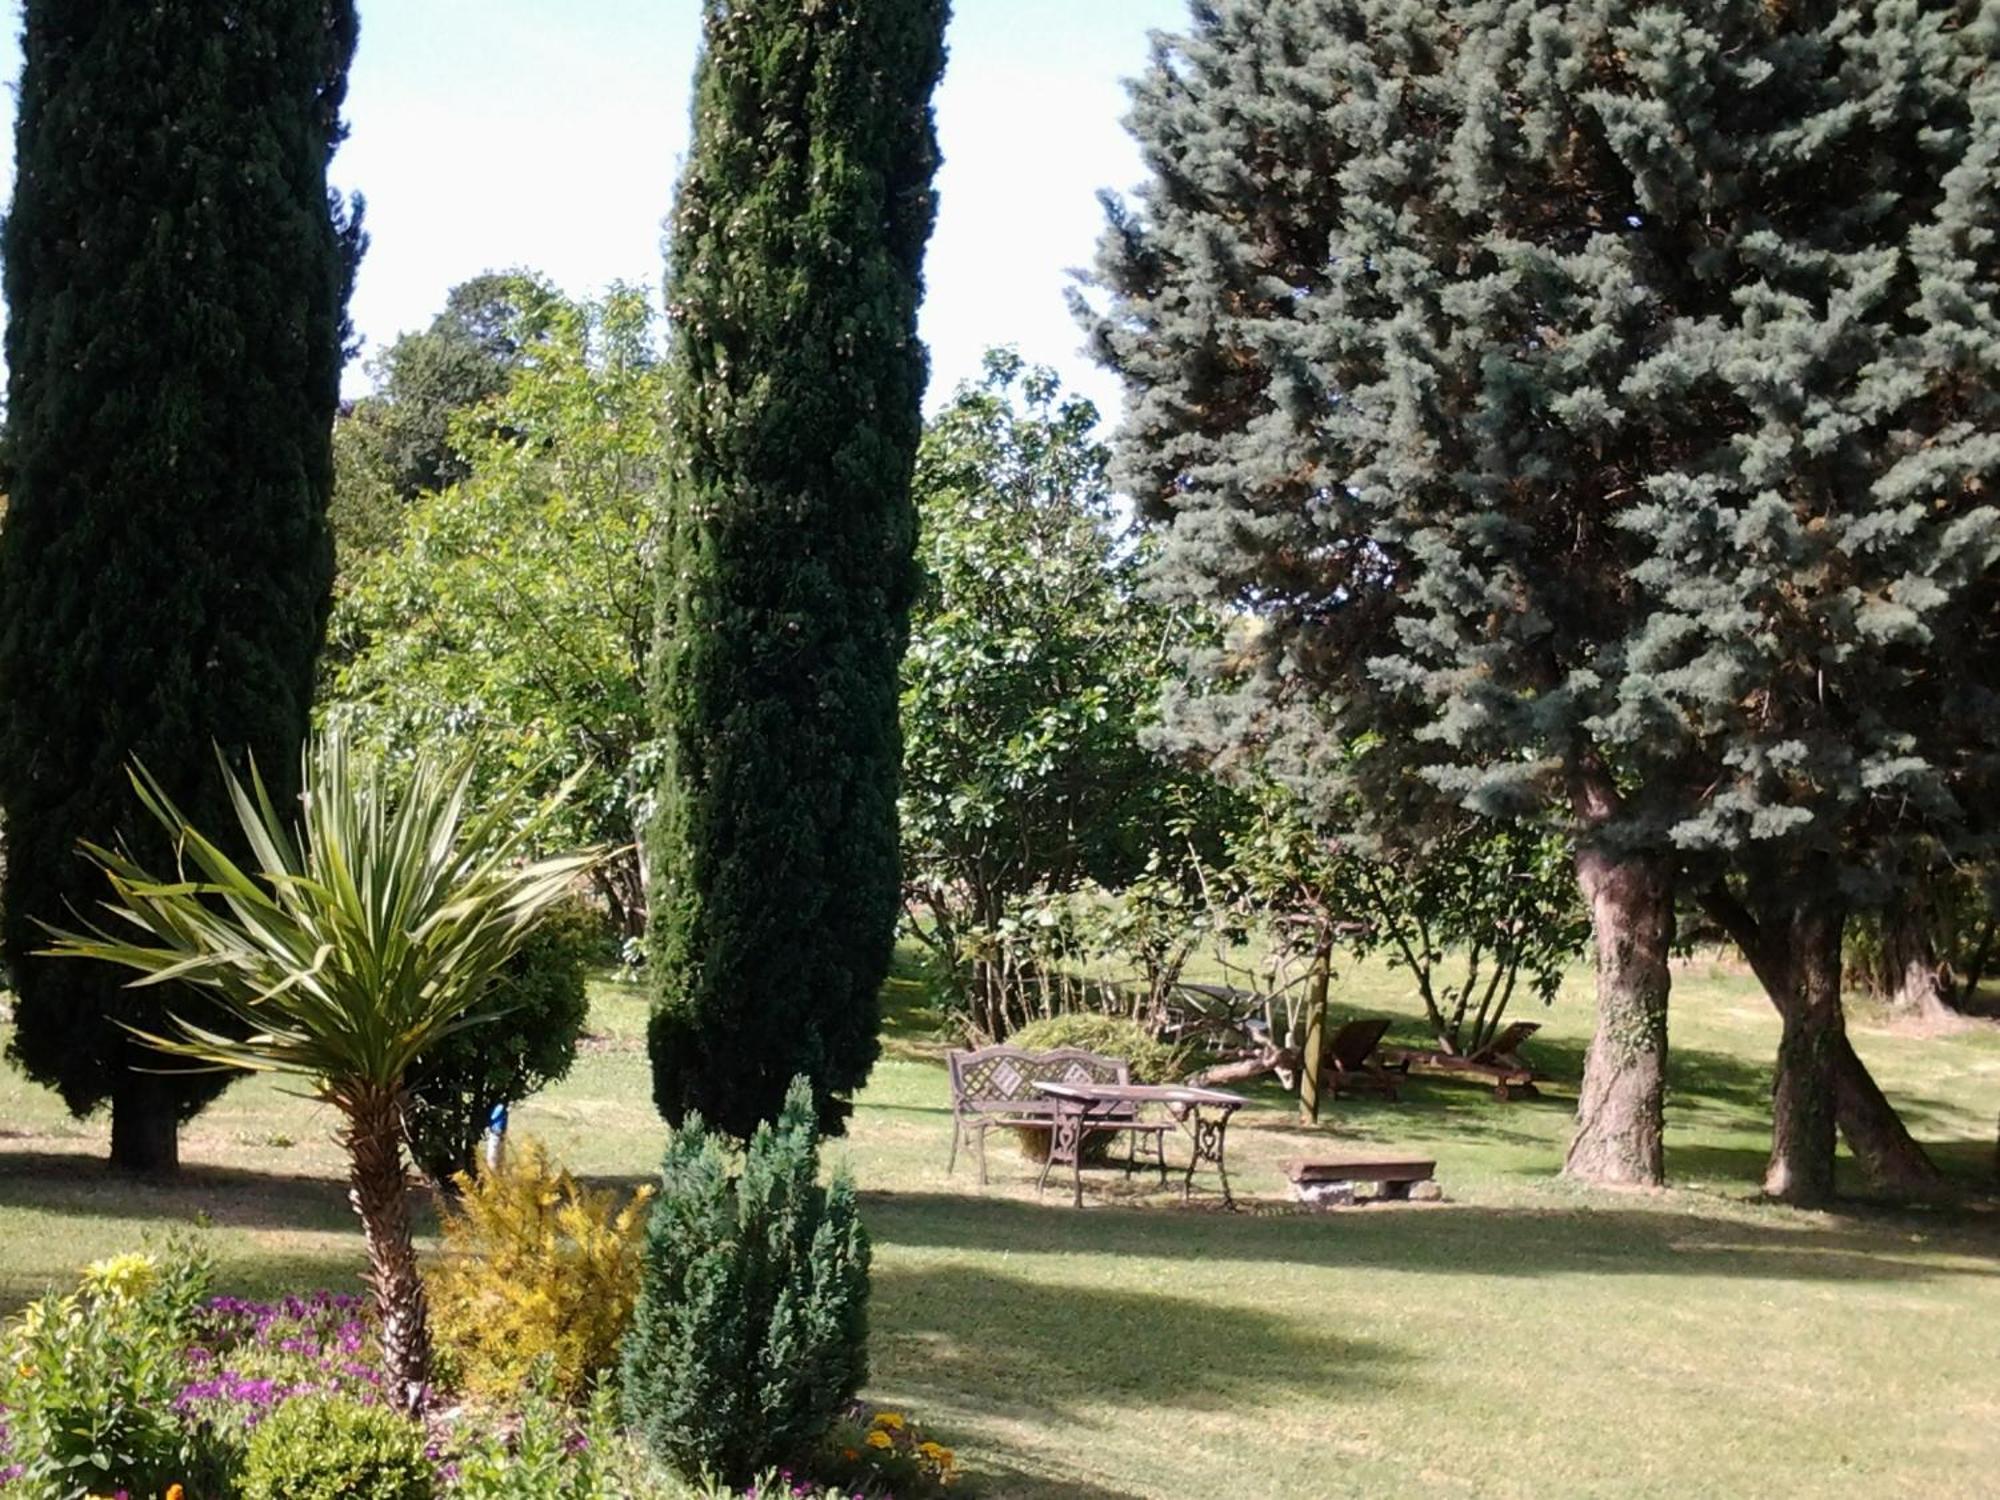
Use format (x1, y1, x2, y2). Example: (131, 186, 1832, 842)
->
(1390, 1020, 1542, 1100)
(1321, 1017, 1410, 1100)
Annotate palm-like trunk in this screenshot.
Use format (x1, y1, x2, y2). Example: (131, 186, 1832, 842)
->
(339, 1083, 432, 1413)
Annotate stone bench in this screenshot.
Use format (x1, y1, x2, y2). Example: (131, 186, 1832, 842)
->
(1284, 1154, 1439, 1206)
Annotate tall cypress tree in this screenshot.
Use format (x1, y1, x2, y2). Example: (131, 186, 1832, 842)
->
(648, 0, 950, 1138)
(1086, 0, 1996, 1200)
(0, 1, 363, 1173)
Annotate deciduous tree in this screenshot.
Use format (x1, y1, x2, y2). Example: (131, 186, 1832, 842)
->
(329, 288, 664, 936)
(901, 351, 1221, 1029)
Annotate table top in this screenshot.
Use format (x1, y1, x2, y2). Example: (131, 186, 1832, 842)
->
(1030, 1080, 1250, 1108)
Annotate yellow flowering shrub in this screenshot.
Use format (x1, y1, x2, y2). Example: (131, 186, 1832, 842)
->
(429, 1137, 653, 1402)
(80, 1251, 160, 1302)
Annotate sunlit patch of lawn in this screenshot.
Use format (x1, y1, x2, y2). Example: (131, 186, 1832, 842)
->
(1, 952, 1995, 1498)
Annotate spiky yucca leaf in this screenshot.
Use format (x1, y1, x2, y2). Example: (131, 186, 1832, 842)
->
(42, 726, 604, 1410)
(44, 727, 600, 1093)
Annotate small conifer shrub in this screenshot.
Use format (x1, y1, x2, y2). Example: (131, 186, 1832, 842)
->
(621, 1077, 870, 1485)
(429, 1138, 653, 1402)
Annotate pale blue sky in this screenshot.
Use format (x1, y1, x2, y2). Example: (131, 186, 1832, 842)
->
(0, 0, 1186, 417)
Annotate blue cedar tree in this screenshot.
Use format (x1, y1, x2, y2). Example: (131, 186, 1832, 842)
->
(647, 0, 951, 1138)
(1085, 0, 1998, 1200)
(0, 0, 363, 1172)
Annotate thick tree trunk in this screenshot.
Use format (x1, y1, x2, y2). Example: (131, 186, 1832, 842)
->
(1764, 901, 1841, 1206)
(1827, 1032, 1942, 1192)
(1702, 885, 1943, 1195)
(342, 1085, 432, 1414)
(1564, 849, 1671, 1188)
(1877, 901, 1957, 1023)
(109, 1071, 180, 1176)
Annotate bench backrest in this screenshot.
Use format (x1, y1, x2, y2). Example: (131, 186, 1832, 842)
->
(948, 1046, 1131, 1114)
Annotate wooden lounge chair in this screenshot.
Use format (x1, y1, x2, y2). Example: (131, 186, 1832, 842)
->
(1391, 1020, 1542, 1100)
(1320, 1017, 1409, 1100)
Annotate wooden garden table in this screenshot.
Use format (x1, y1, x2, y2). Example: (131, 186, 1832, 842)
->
(1030, 1080, 1250, 1210)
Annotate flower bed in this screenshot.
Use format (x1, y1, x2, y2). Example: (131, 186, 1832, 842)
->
(0, 1247, 966, 1500)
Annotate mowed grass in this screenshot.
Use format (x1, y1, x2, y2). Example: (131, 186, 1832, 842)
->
(2, 951, 1997, 1499)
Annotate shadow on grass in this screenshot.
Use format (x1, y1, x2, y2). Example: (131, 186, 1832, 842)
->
(0, 1246, 369, 1316)
(871, 1260, 1405, 1499)
(871, 1258, 1405, 1450)
(0, 1150, 437, 1236)
(952, 1467, 1147, 1500)
(860, 1190, 2000, 1285)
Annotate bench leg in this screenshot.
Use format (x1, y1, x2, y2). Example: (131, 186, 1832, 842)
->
(976, 1123, 990, 1186)
(947, 1116, 960, 1177)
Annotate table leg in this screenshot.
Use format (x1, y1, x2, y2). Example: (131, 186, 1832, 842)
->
(1179, 1106, 1239, 1210)
(1071, 1106, 1086, 1209)
(1180, 1105, 1200, 1205)
(1209, 1109, 1236, 1211)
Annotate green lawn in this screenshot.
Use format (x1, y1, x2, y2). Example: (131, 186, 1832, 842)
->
(3, 954, 1997, 1499)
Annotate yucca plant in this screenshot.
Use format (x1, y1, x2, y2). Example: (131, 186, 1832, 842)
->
(43, 728, 600, 1411)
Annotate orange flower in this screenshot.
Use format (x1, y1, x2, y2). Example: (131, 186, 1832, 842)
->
(166, 1487, 186, 1500)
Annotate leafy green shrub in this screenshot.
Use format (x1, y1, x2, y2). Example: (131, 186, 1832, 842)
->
(430, 1138, 653, 1401)
(237, 1395, 434, 1500)
(450, 1366, 637, 1499)
(622, 1077, 870, 1486)
(1004, 1015, 1188, 1165)
(403, 898, 602, 1185)
(1006, 1014, 1187, 1083)
(0, 1242, 219, 1499)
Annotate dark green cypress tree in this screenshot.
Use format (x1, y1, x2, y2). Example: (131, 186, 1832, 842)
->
(648, 0, 950, 1138)
(1085, 0, 1997, 1201)
(0, 1, 363, 1173)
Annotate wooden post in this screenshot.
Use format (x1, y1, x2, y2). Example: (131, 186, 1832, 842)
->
(1299, 940, 1332, 1124)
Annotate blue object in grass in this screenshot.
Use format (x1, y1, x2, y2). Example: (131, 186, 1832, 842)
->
(483, 1102, 508, 1171)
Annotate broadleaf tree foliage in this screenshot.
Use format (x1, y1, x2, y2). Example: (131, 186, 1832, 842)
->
(647, 0, 952, 1138)
(901, 351, 1224, 1035)
(0, 0, 364, 1173)
(329, 287, 666, 938)
(1085, 0, 2000, 1202)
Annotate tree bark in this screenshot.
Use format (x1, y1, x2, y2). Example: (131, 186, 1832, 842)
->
(1563, 848, 1672, 1188)
(1190, 1045, 1302, 1090)
(1827, 1031, 1942, 1192)
(1299, 943, 1330, 1124)
(109, 1071, 180, 1176)
(1764, 900, 1841, 1206)
(341, 1084, 432, 1414)
(1701, 885, 1943, 1194)
(1877, 899, 1957, 1023)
